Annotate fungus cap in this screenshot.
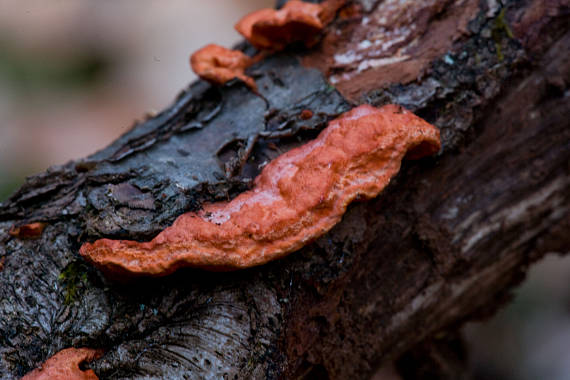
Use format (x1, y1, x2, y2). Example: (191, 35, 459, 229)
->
(190, 44, 256, 90)
(235, 0, 326, 50)
(80, 104, 440, 279)
(9, 222, 46, 239)
(22, 348, 103, 380)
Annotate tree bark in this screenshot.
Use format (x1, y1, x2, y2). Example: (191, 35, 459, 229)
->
(0, 0, 568, 379)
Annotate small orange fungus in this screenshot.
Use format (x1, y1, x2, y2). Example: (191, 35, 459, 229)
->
(80, 104, 440, 278)
(22, 348, 103, 380)
(190, 44, 256, 90)
(300, 109, 313, 120)
(235, 0, 330, 50)
(9, 222, 46, 239)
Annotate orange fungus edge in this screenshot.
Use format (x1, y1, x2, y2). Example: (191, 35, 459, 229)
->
(235, 0, 332, 50)
(300, 109, 313, 120)
(80, 104, 440, 279)
(9, 222, 46, 239)
(190, 44, 256, 90)
(22, 347, 103, 380)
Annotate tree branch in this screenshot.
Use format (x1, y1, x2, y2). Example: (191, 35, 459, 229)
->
(0, 0, 568, 379)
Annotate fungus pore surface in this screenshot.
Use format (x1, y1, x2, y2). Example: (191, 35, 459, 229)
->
(22, 348, 103, 380)
(190, 44, 256, 90)
(235, 0, 335, 50)
(80, 104, 440, 278)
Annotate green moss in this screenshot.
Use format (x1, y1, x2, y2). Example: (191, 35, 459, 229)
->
(494, 8, 514, 39)
(495, 42, 504, 61)
(58, 261, 89, 305)
(492, 8, 514, 62)
(0, 175, 24, 203)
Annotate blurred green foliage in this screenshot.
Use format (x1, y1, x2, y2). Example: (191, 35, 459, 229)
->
(0, 40, 113, 202)
(0, 169, 24, 203)
(0, 39, 110, 95)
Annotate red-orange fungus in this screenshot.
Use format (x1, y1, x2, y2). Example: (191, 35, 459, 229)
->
(190, 44, 256, 90)
(22, 347, 103, 380)
(80, 104, 440, 278)
(9, 222, 46, 239)
(235, 0, 341, 50)
(300, 109, 313, 120)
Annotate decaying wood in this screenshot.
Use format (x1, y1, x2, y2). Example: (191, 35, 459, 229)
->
(0, 0, 568, 379)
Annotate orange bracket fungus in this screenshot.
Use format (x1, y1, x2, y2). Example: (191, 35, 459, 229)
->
(22, 347, 103, 380)
(300, 109, 314, 120)
(80, 104, 440, 278)
(235, 0, 341, 50)
(9, 222, 46, 239)
(190, 1, 345, 89)
(190, 44, 256, 90)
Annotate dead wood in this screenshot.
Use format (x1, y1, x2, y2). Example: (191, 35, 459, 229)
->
(0, 0, 568, 379)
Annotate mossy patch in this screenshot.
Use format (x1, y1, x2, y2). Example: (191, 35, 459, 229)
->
(58, 261, 89, 305)
(492, 8, 514, 61)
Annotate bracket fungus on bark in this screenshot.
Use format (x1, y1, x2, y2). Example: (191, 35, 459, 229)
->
(9, 222, 46, 239)
(80, 104, 440, 278)
(190, 44, 256, 90)
(235, 0, 340, 50)
(22, 348, 103, 380)
(190, 1, 345, 89)
(300, 109, 314, 120)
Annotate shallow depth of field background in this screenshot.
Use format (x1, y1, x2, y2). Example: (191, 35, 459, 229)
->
(0, 2, 568, 379)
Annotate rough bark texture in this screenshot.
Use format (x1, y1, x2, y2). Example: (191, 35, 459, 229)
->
(0, 0, 568, 379)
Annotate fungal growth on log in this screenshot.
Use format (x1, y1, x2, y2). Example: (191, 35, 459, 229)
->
(190, 44, 256, 90)
(80, 104, 440, 278)
(190, 1, 345, 89)
(9, 222, 46, 239)
(235, 0, 339, 50)
(22, 348, 103, 380)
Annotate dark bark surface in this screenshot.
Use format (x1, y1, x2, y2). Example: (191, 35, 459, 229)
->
(1, 0, 568, 379)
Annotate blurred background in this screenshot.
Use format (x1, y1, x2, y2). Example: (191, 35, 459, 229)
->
(0, 1, 568, 379)
(0, 0, 273, 200)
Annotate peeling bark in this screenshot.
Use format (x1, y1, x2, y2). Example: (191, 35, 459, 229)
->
(0, 0, 568, 379)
